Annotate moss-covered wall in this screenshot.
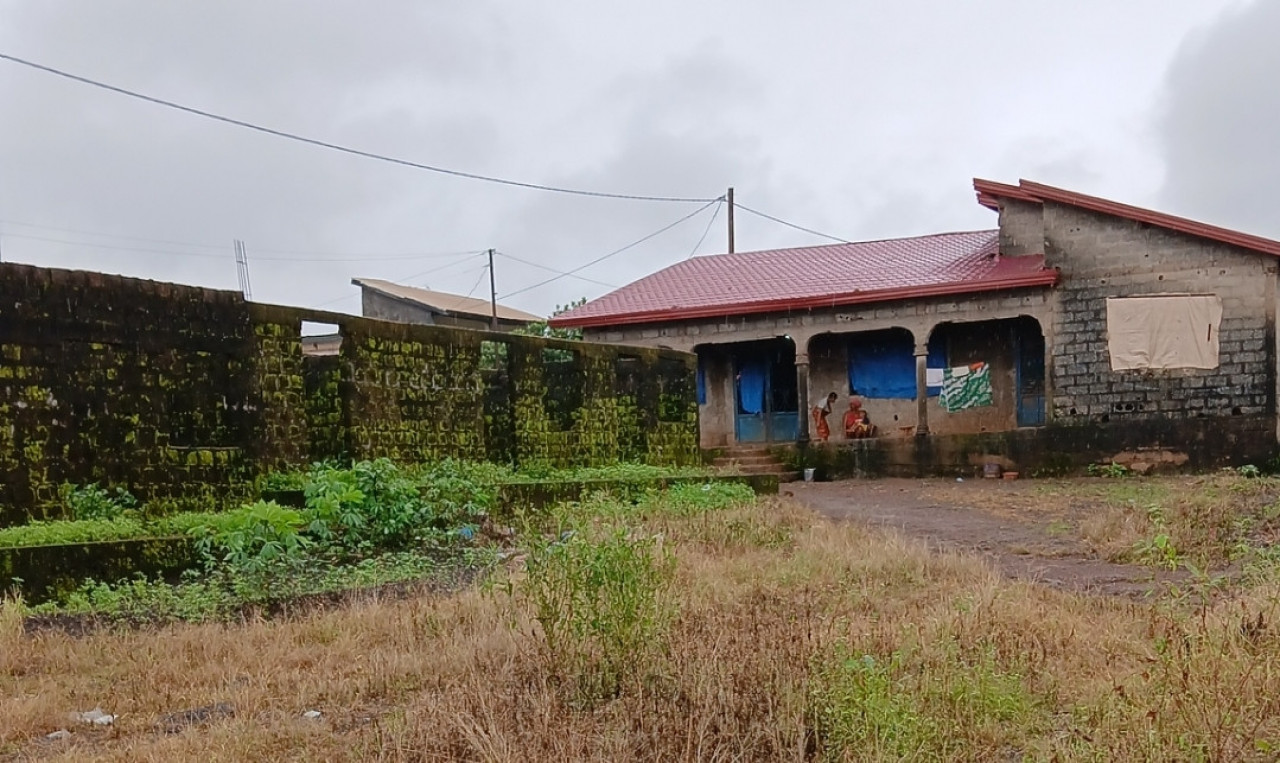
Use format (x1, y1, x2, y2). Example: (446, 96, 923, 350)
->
(0, 263, 699, 522)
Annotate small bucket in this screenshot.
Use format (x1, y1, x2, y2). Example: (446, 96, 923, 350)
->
(803, 468, 816, 482)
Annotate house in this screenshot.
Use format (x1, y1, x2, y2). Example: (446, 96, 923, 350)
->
(550, 179, 1280, 474)
(352, 278, 542, 332)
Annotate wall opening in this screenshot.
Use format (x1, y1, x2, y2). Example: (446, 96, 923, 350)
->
(542, 346, 582, 430)
(301, 321, 342, 357)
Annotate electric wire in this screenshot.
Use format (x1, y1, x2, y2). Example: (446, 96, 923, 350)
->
(310, 251, 489, 308)
(463, 264, 489, 299)
(499, 198, 720, 299)
(0, 52, 719, 204)
(734, 202, 850, 243)
(686, 198, 723, 258)
(0, 230, 483, 263)
(493, 251, 616, 289)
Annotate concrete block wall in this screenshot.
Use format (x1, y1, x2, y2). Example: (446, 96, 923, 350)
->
(0, 263, 701, 522)
(586, 288, 1054, 443)
(1039, 203, 1277, 423)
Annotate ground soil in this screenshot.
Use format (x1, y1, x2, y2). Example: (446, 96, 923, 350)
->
(789, 477, 1184, 597)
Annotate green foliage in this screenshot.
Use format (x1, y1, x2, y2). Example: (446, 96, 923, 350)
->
(512, 298, 587, 341)
(190, 501, 311, 579)
(519, 523, 676, 704)
(301, 458, 485, 553)
(60, 482, 137, 521)
(809, 646, 1040, 760)
(1238, 464, 1263, 479)
(260, 470, 307, 491)
(0, 516, 149, 548)
(34, 549, 494, 623)
(1133, 505, 1183, 570)
(1087, 461, 1133, 478)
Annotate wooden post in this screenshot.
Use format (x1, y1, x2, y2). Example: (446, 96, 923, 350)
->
(487, 248, 498, 331)
(726, 187, 735, 254)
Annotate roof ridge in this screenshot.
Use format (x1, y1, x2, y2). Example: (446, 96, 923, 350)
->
(689, 228, 998, 260)
(974, 177, 1280, 258)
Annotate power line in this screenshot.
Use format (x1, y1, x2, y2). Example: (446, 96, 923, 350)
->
(0, 230, 482, 263)
(686, 199, 724, 259)
(311, 251, 489, 308)
(0, 52, 719, 205)
(734, 202, 850, 243)
(501, 198, 721, 299)
(493, 251, 616, 289)
(0, 217, 484, 259)
(463, 263, 490, 299)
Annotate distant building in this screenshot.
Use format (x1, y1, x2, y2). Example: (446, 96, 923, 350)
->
(552, 178, 1280, 474)
(352, 277, 541, 332)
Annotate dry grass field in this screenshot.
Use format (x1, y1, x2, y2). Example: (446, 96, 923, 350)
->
(5, 478, 1280, 761)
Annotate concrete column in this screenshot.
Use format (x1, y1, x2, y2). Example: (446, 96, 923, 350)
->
(914, 344, 929, 435)
(796, 352, 811, 442)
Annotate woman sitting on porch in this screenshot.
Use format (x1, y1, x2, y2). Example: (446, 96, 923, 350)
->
(843, 397, 876, 439)
(812, 392, 838, 441)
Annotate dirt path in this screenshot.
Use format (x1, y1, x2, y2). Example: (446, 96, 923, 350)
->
(789, 479, 1183, 597)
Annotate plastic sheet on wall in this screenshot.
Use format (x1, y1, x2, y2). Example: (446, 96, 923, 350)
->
(848, 333, 916, 399)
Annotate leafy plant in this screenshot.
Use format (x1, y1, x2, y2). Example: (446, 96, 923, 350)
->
(190, 500, 311, 577)
(1133, 505, 1182, 570)
(1087, 462, 1132, 478)
(809, 646, 1040, 760)
(60, 482, 137, 521)
(1238, 464, 1263, 479)
(520, 524, 676, 704)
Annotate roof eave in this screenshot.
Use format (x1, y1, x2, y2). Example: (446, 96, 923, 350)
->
(552, 269, 1059, 330)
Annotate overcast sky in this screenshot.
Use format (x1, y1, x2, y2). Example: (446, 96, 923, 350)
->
(0, 1, 1273, 318)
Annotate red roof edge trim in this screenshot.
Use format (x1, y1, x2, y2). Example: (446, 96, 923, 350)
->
(1016, 180, 1280, 258)
(975, 178, 1280, 258)
(974, 178, 1039, 211)
(552, 268, 1059, 330)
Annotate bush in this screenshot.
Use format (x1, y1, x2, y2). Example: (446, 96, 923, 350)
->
(520, 524, 676, 704)
(60, 483, 137, 521)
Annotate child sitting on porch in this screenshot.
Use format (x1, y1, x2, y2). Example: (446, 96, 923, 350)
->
(843, 397, 876, 439)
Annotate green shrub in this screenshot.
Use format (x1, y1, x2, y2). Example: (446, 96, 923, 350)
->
(809, 646, 1041, 760)
(520, 524, 676, 704)
(0, 516, 149, 548)
(60, 483, 137, 521)
(189, 500, 311, 577)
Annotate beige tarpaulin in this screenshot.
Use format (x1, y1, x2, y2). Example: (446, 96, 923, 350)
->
(1106, 295, 1222, 370)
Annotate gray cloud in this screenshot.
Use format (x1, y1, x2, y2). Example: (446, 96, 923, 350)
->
(0, 0, 1246, 317)
(1158, 0, 1280, 238)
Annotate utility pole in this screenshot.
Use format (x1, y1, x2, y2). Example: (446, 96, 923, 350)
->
(487, 248, 498, 331)
(726, 187, 735, 254)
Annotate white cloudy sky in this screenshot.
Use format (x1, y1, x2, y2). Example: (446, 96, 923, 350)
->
(0, 1, 1275, 318)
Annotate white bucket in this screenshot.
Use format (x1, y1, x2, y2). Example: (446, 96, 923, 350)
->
(803, 468, 816, 482)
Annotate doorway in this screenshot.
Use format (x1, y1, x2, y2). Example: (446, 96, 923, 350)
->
(1015, 322, 1046, 427)
(733, 339, 799, 443)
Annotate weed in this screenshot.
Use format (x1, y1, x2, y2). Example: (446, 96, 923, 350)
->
(1087, 462, 1132, 478)
(809, 644, 1043, 760)
(519, 524, 676, 704)
(59, 482, 137, 521)
(190, 500, 312, 584)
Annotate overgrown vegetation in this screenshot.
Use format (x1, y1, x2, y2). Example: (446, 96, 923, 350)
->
(8, 460, 727, 623)
(11, 478, 1280, 759)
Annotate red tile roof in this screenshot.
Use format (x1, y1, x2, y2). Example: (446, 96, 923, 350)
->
(551, 230, 1058, 329)
(975, 178, 1280, 258)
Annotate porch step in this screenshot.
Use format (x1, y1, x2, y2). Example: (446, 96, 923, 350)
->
(711, 454, 777, 467)
(711, 447, 799, 482)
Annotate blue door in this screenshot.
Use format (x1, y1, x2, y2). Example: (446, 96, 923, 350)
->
(1016, 331, 1046, 427)
(733, 342, 799, 443)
